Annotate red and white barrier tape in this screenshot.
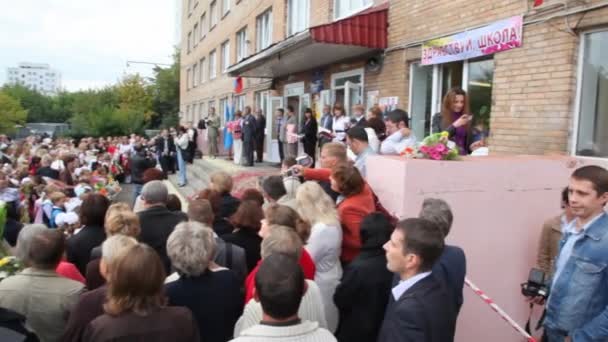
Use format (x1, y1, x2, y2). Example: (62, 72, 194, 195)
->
(465, 277, 537, 342)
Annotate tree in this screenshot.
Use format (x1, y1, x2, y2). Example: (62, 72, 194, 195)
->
(0, 92, 27, 133)
(149, 49, 180, 128)
(1, 84, 52, 122)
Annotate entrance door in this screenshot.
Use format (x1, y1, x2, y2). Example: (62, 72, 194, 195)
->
(266, 96, 284, 163)
(298, 93, 311, 157)
(344, 81, 362, 118)
(409, 63, 433, 138)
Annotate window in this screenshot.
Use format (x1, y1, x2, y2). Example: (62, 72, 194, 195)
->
(209, 50, 217, 79)
(200, 57, 206, 83)
(236, 28, 248, 61)
(187, 31, 192, 53)
(193, 23, 199, 47)
(221, 40, 230, 73)
(186, 67, 191, 90)
(208, 100, 215, 116)
(187, 0, 193, 14)
(222, 0, 230, 16)
(192, 63, 198, 87)
(192, 103, 198, 122)
(575, 30, 608, 157)
(210, 1, 218, 28)
(219, 97, 229, 126)
(235, 94, 246, 112)
(186, 105, 191, 120)
(200, 13, 207, 39)
(199, 102, 206, 119)
(287, 0, 309, 36)
(334, 0, 372, 19)
(256, 9, 272, 52)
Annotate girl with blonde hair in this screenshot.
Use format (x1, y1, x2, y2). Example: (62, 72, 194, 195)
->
(296, 181, 343, 333)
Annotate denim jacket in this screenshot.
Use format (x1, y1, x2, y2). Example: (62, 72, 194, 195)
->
(545, 213, 608, 341)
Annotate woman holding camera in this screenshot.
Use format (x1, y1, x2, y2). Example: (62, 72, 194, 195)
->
(431, 87, 474, 155)
(301, 108, 318, 168)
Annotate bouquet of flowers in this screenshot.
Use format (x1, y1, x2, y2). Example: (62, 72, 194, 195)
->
(0, 256, 22, 280)
(93, 178, 122, 200)
(400, 131, 460, 161)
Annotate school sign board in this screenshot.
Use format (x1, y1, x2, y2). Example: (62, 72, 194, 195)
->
(421, 16, 523, 65)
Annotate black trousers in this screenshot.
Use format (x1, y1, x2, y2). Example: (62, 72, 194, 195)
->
(159, 155, 174, 177)
(303, 141, 316, 168)
(278, 140, 284, 162)
(243, 138, 255, 166)
(255, 136, 264, 162)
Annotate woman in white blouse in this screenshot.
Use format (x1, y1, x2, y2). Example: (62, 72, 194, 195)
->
(296, 181, 343, 333)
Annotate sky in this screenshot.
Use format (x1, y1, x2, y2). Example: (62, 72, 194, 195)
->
(0, 0, 180, 92)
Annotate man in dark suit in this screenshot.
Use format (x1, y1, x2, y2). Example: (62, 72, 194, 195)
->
(155, 129, 176, 178)
(351, 104, 367, 128)
(241, 106, 257, 167)
(378, 218, 457, 342)
(254, 108, 266, 163)
(318, 105, 333, 150)
(419, 198, 466, 314)
(137, 180, 188, 273)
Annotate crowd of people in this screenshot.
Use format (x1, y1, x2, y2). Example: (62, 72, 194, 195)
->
(0, 84, 605, 342)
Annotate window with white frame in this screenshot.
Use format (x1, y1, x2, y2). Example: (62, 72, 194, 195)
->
(210, 1, 218, 28)
(575, 30, 608, 157)
(192, 103, 198, 122)
(200, 13, 207, 39)
(186, 67, 191, 90)
(236, 28, 248, 61)
(186, 105, 191, 121)
(334, 0, 372, 20)
(199, 101, 206, 120)
(192, 63, 198, 87)
(256, 9, 272, 52)
(187, 31, 192, 54)
(222, 0, 230, 16)
(199, 57, 206, 83)
(219, 97, 229, 126)
(221, 40, 230, 73)
(208, 100, 216, 116)
(287, 0, 309, 36)
(209, 50, 217, 79)
(193, 23, 198, 46)
(235, 94, 246, 112)
(187, 0, 193, 14)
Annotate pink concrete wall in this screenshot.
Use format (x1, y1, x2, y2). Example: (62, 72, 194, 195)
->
(366, 155, 579, 341)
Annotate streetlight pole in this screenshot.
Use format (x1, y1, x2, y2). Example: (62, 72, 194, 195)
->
(126, 60, 172, 68)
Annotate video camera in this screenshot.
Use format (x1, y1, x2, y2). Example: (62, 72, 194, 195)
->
(521, 268, 549, 299)
(283, 155, 313, 177)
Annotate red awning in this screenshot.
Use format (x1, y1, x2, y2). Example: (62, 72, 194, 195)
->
(310, 2, 389, 49)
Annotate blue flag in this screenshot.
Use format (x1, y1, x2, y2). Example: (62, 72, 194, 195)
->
(223, 102, 234, 150)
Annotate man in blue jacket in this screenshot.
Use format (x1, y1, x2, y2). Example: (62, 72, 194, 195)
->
(532, 165, 608, 342)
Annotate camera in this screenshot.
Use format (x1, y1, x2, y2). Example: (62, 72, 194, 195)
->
(521, 268, 549, 299)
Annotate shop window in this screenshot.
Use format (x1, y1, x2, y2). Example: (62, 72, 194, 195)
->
(287, 0, 309, 36)
(576, 30, 608, 157)
(467, 57, 494, 134)
(334, 0, 372, 20)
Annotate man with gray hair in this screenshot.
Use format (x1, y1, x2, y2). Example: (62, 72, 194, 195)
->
(63, 235, 138, 342)
(419, 198, 466, 314)
(137, 180, 188, 273)
(234, 226, 328, 337)
(165, 221, 243, 342)
(187, 199, 248, 283)
(0, 227, 85, 342)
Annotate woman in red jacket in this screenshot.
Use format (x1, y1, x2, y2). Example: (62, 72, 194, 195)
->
(301, 163, 375, 264)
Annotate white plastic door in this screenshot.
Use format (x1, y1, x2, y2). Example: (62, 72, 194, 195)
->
(266, 96, 283, 163)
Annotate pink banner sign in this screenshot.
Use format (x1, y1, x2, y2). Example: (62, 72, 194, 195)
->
(421, 16, 523, 65)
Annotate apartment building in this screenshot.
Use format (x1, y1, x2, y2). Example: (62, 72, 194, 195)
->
(6, 62, 62, 96)
(182, 0, 608, 160)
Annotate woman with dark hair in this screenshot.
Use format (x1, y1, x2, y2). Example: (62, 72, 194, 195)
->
(166, 194, 182, 212)
(300, 108, 318, 167)
(66, 194, 110, 274)
(82, 243, 199, 342)
(222, 200, 264, 272)
(196, 188, 234, 237)
(431, 87, 473, 155)
(240, 188, 265, 207)
(334, 213, 393, 342)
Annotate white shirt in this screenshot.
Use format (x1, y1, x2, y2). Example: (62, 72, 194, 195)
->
(391, 271, 432, 301)
(332, 116, 350, 143)
(380, 130, 418, 155)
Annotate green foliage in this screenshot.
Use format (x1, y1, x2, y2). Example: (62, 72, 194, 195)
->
(0, 92, 27, 133)
(2, 47, 180, 136)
